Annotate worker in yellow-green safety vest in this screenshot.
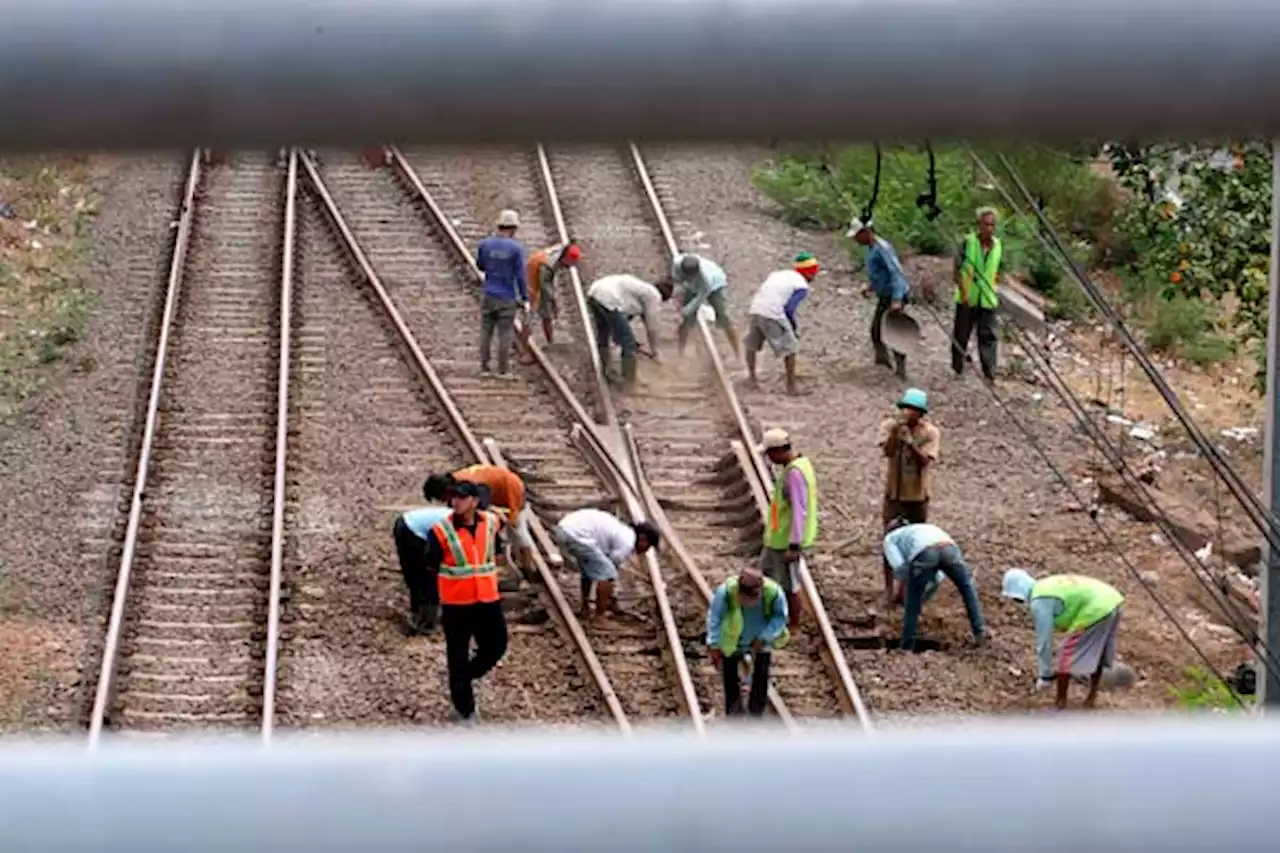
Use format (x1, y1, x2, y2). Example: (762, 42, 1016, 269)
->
(706, 567, 790, 718)
(756, 427, 817, 630)
(1001, 569, 1125, 711)
(951, 207, 1003, 382)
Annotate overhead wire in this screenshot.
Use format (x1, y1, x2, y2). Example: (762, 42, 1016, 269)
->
(858, 145, 1265, 700)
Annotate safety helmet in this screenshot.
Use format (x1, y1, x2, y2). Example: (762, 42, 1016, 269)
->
(896, 387, 928, 413)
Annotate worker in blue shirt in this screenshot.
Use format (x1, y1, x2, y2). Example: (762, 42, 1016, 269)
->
(882, 517, 988, 652)
(393, 477, 462, 636)
(475, 209, 529, 380)
(706, 566, 789, 717)
(671, 252, 742, 362)
(848, 217, 911, 379)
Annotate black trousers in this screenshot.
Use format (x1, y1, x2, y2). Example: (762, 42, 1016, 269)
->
(394, 517, 438, 621)
(442, 601, 509, 718)
(951, 303, 998, 379)
(722, 651, 772, 717)
(870, 296, 907, 375)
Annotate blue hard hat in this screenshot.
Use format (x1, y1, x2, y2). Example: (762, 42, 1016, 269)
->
(897, 387, 928, 413)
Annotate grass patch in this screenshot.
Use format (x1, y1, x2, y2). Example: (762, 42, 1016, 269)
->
(1167, 665, 1251, 712)
(0, 156, 102, 419)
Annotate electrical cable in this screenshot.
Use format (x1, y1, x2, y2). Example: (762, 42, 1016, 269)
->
(978, 147, 1280, 553)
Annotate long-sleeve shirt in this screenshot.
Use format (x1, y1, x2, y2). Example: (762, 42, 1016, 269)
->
(882, 523, 953, 578)
(1030, 597, 1066, 681)
(674, 254, 727, 323)
(783, 466, 809, 547)
(556, 508, 636, 566)
(705, 582, 789, 651)
(423, 512, 508, 572)
(402, 505, 452, 540)
(748, 270, 810, 332)
(587, 274, 664, 355)
(866, 236, 909, 302)
(476, 235, 528, 302)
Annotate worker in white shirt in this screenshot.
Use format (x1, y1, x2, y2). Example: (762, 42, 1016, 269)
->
(553, 508, 661, 627)
(585, 274, 674, 389)
(744, 252, 819, 396)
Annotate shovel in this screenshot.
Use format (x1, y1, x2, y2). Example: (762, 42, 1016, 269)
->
(880, 310, 923, 357)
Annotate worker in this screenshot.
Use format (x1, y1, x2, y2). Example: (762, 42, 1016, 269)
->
(878, 387, 939, 527)
(424, 466, 533, 588)
(519, 240, 583, 360)
(671, 252, 742, 361)
(475, 209, 529, 381)
(756, 427, 817, 630)
(952, 207, 1003, 381)
(585, 273, 674, 389)
(553, 508, 660, 627)
(1001, 569, 1125, 710)
(706, 566, 789, 718)
(848, 217, 911, 379)
(424, 481, 508, 724)
(744, 252, 819, 396)
(393, 477, 458, 636)
(882, 517, 988, 651)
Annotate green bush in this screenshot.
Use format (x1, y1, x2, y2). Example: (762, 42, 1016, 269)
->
(1168, 665, 1249, 712)
(1140, 292, 1234, 366)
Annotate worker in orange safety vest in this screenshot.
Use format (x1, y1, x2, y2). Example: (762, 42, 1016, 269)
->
(425, 480, 509, 724)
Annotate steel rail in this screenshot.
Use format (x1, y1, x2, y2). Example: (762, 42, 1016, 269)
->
(87, 150, 205, 747)
(296, 151, 631, 731)
(261, 148, 298, 743)
(626, 143, 873, 727)
(379, 148, 703, 730)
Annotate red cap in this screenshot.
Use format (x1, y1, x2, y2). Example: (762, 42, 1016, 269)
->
(563, 243, 583, 263)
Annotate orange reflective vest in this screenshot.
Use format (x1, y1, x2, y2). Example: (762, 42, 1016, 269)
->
(432, 511, 502, 606)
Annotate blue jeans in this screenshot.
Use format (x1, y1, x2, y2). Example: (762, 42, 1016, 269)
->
(901, 544, 985, 651)
(588, 297, 637, 360)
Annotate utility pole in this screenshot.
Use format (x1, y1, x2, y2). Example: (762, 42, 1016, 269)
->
(1262, 139, 1280, 707)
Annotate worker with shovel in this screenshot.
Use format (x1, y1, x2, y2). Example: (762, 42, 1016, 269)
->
(849, 217, 912, 380)
(672, 252, 742, 362)
(1001, 569, 1125, 710)
(706, 566, 789, 718)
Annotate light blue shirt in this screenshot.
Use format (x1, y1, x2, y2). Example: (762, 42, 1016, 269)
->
(705, 583, 788, 652)
(882, 523, 952, 578)
(402, 506, 451, 540)
(675, 254, 727, 323)
(1030, 597, 1065, 681)
(866, 236, 910, 302)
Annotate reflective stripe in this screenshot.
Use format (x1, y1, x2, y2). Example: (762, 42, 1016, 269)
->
(956, 233, 1002, 308)
(433, 511, 502, 605)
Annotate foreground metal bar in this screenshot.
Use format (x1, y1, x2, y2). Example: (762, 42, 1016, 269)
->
(3, 719, 1276, 850)
(6, 0, 1280, 148)
(262, 148, 298, 743)
(87, 150, 204, 747)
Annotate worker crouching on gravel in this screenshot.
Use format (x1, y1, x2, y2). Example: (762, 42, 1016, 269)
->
(757, 428, 817, 630)
(706, 567, 789, 718)
(744, 252, 818, 396)
(672, 252, 742, 362)
(475, 209, 529, 381)
(553, 508, 660, 628)
(426, 481, 509, 725)
(519, 240, 583, 360)
(585, 273, 673, 389)
(882, 518, 988, 651)
(849, 217, 911, 379)
(425, 465, 533, 589)
(394, 479, 458, 636)
(1001, 569, 1125, 711)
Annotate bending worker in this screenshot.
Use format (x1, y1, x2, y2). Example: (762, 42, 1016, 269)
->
(424, 465, 533, 587)
(672, 252, 742, 361)
(521, 239, 583, 357)
(882, 517, 988, 651)
(1001, 569, 1125, 711)
(849, 217, 911, 380)
(757, 428, 817, 629)
(424, 481, 508, 724)
(952, 207, 1003, 382)
(475, 209, 529, 380)
(393, 478, 455, 636)
(706, 566, 789, 718)
(585, 273, 673, 389)
(744, 252, 819, 396)
(553, 508, 660, 627)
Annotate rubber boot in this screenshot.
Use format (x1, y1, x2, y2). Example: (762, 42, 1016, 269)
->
(620, 355, 638, 389)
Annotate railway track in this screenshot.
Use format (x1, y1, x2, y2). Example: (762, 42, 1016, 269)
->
(88, 150, 291, 741)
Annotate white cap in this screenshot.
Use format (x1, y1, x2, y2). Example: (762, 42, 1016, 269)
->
(497, 209, 520, 228)
(757, 427, 791, 452)
(845, 217, 871, 238)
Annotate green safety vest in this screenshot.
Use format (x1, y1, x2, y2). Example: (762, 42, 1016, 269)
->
(718, 576, 792, 654)
(1031, 575, 1124, 634)
(955, 233, 1002, 309)
(764, 456, 818, 550)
